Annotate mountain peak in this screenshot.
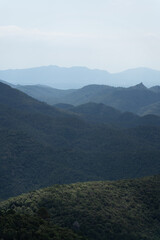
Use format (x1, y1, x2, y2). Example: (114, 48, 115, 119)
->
(129, 82, 147, 90)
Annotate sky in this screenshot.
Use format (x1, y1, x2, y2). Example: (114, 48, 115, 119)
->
(0, 0, 160, 72)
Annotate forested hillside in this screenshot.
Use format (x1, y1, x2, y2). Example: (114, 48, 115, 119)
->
(0, 175, 160, 240)
(57, 102, 160, 127)
(0, 82, 160, 201)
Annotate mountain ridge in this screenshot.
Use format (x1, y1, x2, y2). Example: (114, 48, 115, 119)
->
(0, 65, 160, 88)
(1, 81, 160, 201)
(1, 77, 160, 116)
(3, 81, 159, 115)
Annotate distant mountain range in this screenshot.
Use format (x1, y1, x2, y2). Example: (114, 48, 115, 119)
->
(1, 82, 160, 200)
(0, 65, 160, 88)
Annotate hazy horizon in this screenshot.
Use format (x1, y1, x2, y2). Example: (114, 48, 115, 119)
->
(0, 0, 160, 73)
(0, 64, 160, 74)
(0, 64, 160, 89)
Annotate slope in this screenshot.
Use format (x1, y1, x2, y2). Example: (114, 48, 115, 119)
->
(5, 81, 160, 115)
(56, 102, 160, 128)
(0, 175, 160, 240)
(16, 84, 75, 105)
(59, 83, 160, 113)
(1, 82, 160, 201)
(138, 101, 160, 116)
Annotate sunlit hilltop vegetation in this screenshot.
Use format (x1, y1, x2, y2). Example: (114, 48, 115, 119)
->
(0, 175, 160, 240)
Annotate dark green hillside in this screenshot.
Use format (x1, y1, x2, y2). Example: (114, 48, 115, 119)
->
(1, 82, 160, 200)
(1, 176, 160, 240)
(54, 103, 74, 110)
(0, 82, 42, 111)
(0, 82, 76, 118)
(1, 117, 160, 201)
(68, 102, 121, 124)
(59, 102, 160, 128)
(0, 211, 86, 240)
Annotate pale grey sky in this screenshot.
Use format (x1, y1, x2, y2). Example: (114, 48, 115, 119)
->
(0, 0, 160, 72)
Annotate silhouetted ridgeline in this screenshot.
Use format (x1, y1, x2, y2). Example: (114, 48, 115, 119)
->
(15, 82, 160, 115)
(1, 66, 160, 88)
